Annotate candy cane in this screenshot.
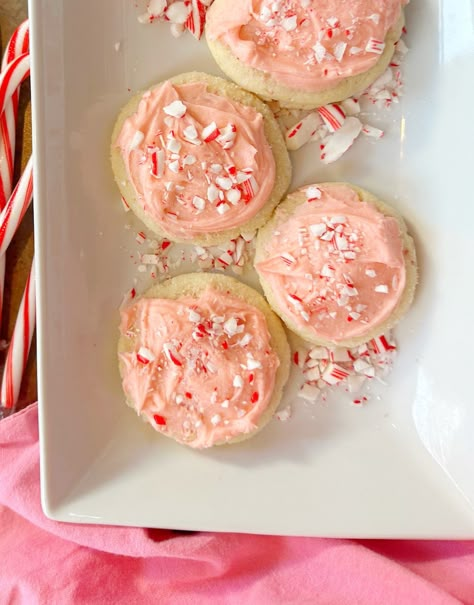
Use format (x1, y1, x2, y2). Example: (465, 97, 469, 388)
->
(0, 22, 30, 329)
(0, 156, 33, 258)
(0, 259, 35, 409)
(0, 158, 33, 413)
(0, 53, 30, 118)
(0, 21, 29, 209)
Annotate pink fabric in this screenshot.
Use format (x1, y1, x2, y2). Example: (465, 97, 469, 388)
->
(1, 404, 473, 605)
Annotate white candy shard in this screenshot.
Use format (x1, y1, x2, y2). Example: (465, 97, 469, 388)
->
(313, 41, 328, 63)
(362, 125, 384, 138)
(320, 117, 362, 164)
(216, 176, 233, 191)
(340, 97, 361, 116)
(306, 186, 322, 201)
(166, 1, 191, 24)
(285, 112, 322, 151)
(233, 375, 244, 388)
(192, 196, 205, 211)
(188, 309, 201, 322)
(163, 100, 187, 118)
(333, 41, 347, 62)
(298, 383, 320, 401)
(281, 15, 297, 31)
(183, 124, 198, 140)
(148, 0, 167, 17)
(129, 130, 144, 150)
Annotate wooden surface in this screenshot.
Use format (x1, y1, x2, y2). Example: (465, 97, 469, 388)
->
(0, 1, 37, 410)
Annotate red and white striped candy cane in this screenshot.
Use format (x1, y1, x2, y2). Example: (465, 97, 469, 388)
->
(0, 258, 35, 409)
(0, 22, 34, 414)
(0, 54, 30, 123)
(0, 21, 29, 209)
(0, 156, 33, 257)
(0, 22, 30, 333)
(0, 157, 33, 414)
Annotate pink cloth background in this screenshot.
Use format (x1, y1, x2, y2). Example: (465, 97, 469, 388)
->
(0, 403, 473, 605)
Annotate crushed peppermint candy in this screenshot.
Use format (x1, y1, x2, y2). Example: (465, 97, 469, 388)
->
(124, 224, 256, 281)
(276, 34, 409, 161)
(137, 0, 213, 39)
(294, 332, 397, 406)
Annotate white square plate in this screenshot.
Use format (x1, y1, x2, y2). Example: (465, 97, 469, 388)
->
(31, 0, 474, 537)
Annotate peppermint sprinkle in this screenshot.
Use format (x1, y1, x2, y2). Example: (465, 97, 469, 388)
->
(136, 347, 155, 364)
(183, 124, 198, 140)
(233, 375, 244, 388)
(366, 38, 385, 54)
(333, 42, 347, 62)
(313, 41, 327, 63)
(281, 15, 297, 31)
(375, 284, 389, 293)
(306, 186, 322, 201)
(192, 196, 206, 211)
(163, 100, 187, 118)
(129, 130, 144, 150)
(246, 357, 262, 371)
(188, 309, 201, 322)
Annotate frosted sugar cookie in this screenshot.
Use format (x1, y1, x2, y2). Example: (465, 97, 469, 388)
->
(118, 273, 290, 448)
(111, 72, 291, 244)
(255, 183, 417, 347)
(206, 0, 406, 109)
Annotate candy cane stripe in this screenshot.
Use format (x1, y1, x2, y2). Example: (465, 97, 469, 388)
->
(0, 260, 35, 408)
(0, 157, 33, 256)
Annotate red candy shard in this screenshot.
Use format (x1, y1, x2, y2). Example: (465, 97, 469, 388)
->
(153, 414, 167, 426)
(251, 391, 259, 403)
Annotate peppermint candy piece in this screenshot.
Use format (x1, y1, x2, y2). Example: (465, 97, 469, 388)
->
(163, 100, 187, 118)
(148, 0, 167, 18)
(317, 103, 346, 132)
(166, 2, 191, 25)
(366, 38, 385, 54)
(320, 117, 362, 164)
(285, 112, 322, 151)
(185, 0, 207, 39)
(340, 97, 360, 116)
(136, 347, 156, 365)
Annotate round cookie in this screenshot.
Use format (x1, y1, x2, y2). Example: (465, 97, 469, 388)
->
(118, 273, 290, 448)
(206, 1, 405, 109)
(255, 183, 417, 347)
(111, 72, 291, 245)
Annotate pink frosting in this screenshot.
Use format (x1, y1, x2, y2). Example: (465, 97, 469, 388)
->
(119, 289, 280, 448)
(207, 0, 406, 92)
(256, 184, 406, 342)
(115, 81, 276, 239)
